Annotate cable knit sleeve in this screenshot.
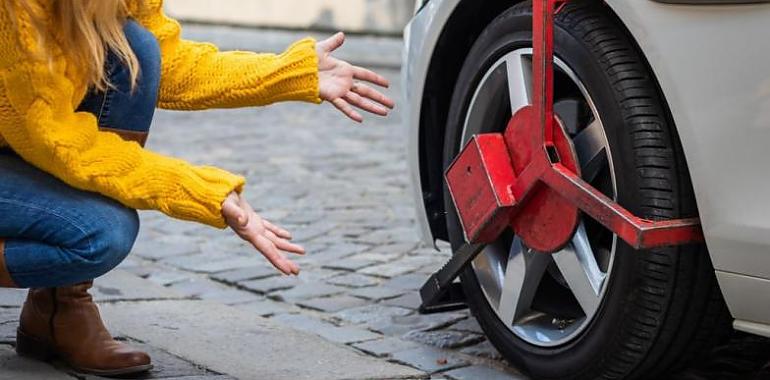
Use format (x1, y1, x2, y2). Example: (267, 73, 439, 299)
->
(0, 51, 246, 229)
(132, 0, 322, 110)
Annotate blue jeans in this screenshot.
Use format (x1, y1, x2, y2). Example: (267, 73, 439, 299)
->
(0, 20, 160, 288)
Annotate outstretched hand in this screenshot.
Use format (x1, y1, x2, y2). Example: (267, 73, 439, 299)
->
(317, 32, 396, 122)
(221, 192, 304, 276)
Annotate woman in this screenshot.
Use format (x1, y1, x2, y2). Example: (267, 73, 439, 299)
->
(0, 0, 394, 376)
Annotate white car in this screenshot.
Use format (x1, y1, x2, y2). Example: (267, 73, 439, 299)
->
(403, 0, 770, 378)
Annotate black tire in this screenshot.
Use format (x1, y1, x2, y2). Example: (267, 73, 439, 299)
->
(441, 2, 732, 379)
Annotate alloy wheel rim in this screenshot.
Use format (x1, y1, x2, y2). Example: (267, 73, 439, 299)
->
(460, 48, 618, 347)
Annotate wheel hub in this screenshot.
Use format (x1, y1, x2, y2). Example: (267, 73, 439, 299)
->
(505, 106, 581, 253)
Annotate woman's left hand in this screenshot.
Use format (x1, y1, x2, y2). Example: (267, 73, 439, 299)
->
(317, 32, 396, 123)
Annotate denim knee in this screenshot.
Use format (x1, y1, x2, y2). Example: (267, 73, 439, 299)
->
(71, 206, 140, 280)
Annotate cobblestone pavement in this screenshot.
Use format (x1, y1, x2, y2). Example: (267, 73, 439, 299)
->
(118, 61, 524, 379)
(1, 27, 769, 380)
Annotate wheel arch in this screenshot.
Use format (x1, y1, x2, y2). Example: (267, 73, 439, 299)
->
(416, 0, 526, 242)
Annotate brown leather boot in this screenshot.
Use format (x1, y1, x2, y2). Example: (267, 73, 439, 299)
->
(16, 282, 152, 376)
(0, 238, 18, 288)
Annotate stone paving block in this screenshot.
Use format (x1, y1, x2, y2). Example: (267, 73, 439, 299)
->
(197, 287, 262, 305)
(161, 253, 222, 270)
(383, 273, 431, 291)
(145, 270, 194, 287)
(297, 295, 369, 313)
(272, 313, 381, 344)
(271, 283, 347, 302)
(294, 268, 343, 282)
(403, 330, 485, 349)
(211, 266, 278, 284)
(239, 276, 298, 294)
(358, 228, 421, 245)
(101, 300, 422, 380)
(150, 218, 204, 236)
(459, 340, 503, 360)
(397, 255, 440, 270)
(197, 239, 252, 256)
(351, 337, 421, 358)
(366, 313, 468, 336)
(382, 292, 422, 310)
(130, 233, 202, 261)
(448, 316, 484, 334)
(322, 325, 382, 344)
(339, 227, 376, 239)
(390, 346, 469, 373)
(444, 364, 526, 380)
(92, 270, 184, 302)
(349, 286, 407, 301)
(359, 262, 417, 278)
(365, 242, 421, 256)
(312, 242, 370, 259)
(0, 345, 71, 380)
(235, 298, 299, 317)
(351, 251, 402, 263)
(0, 308, 19, 344)
(333, 304, 413, 325)
(282, 208, 326, 224)
(0, 289, 25, 307)
(292, 223, 337, 243)
(173, 256, 259, 274)
(322, 258, 379, 271)
(168, 277, 230, 298)
(324, 273, 381, 288)
(115, 259, 158, 278)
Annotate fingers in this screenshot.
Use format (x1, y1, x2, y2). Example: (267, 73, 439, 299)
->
(344, 91, 389, 116)
(264, 220, 292, 240)
(254, 234, 300, 275)
(353, 66, 389, 88)
(319, 32, 345, 54)
(266, 230, 305, 255)
(332, 98, 363, 123)
(352, 82, 395, 110)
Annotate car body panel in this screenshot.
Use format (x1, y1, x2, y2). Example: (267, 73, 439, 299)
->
(404, 0, 770, 332)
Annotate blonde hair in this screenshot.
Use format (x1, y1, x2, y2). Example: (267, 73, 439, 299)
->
(7, 0, 141, 92)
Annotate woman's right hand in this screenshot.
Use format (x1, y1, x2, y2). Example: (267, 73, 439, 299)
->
(221, 191, 304, 275)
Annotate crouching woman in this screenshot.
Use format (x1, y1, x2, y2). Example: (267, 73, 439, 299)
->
(0, 0, 393, 376)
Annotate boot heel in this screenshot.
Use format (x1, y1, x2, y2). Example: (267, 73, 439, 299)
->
(15, 328, 56, 362)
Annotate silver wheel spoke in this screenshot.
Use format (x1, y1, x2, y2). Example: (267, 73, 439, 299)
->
(498, 238, 551, 325)
(552, 223, 606, 314)
(573, 119, 607, 182)
(505, 54, 532, 114)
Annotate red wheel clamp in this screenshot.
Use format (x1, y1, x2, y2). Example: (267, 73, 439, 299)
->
(419, 0, 704, 314)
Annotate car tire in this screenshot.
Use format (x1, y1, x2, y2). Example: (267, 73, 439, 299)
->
(442, 2, 732, 379)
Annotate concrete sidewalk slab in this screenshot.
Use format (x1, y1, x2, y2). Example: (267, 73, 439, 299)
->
(100, 300, 425, 380)
(0, 346, 70, 380)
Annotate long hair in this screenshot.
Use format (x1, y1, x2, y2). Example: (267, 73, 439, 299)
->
(6, 0, 141, 92)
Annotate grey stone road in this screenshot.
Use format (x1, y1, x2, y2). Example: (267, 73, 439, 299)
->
(1, 26, 768, 380)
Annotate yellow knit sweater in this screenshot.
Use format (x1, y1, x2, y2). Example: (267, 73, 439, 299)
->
(0, 0, 321, 228)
